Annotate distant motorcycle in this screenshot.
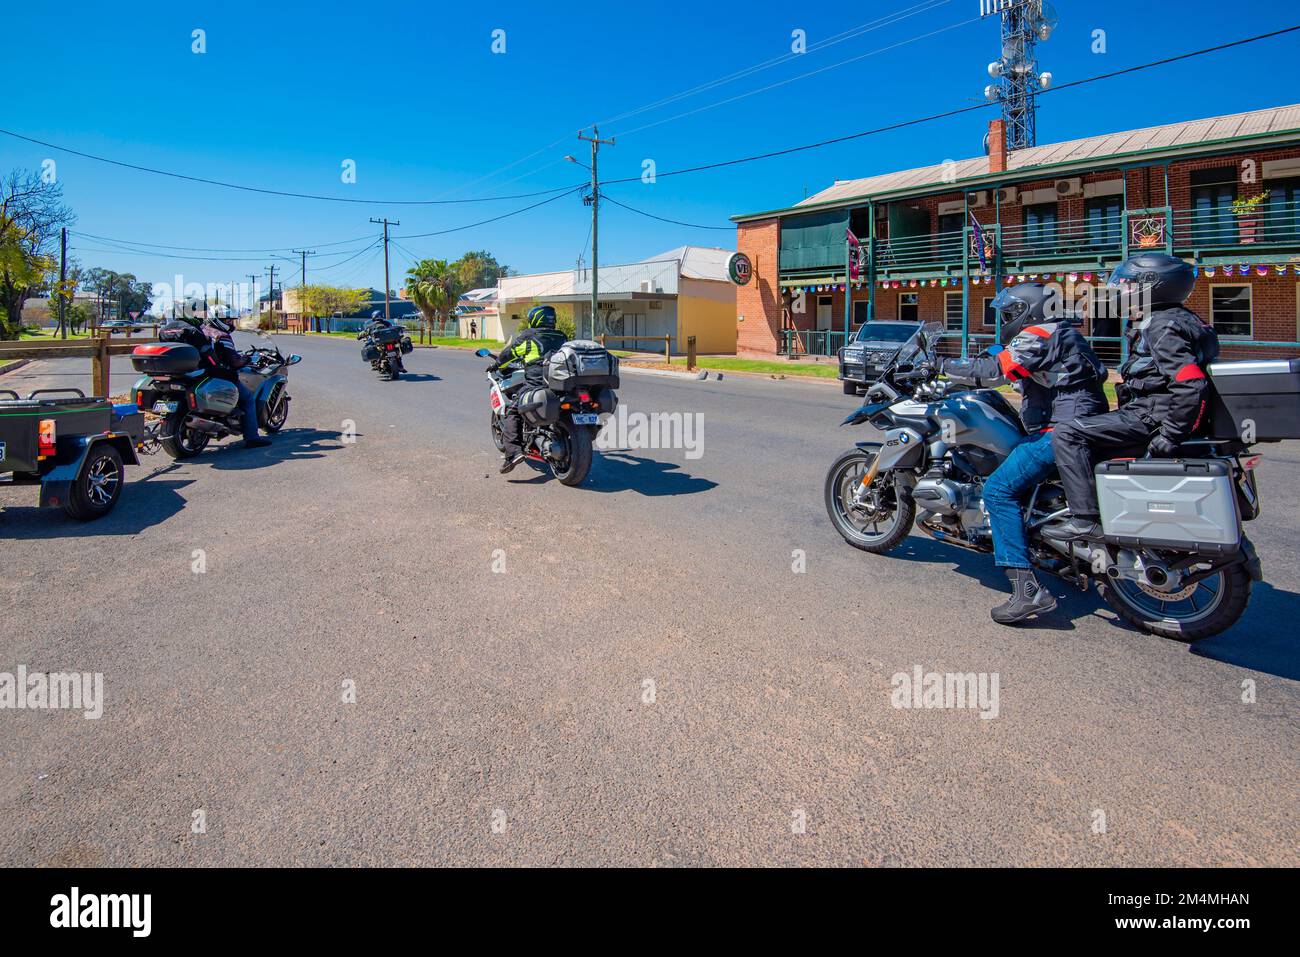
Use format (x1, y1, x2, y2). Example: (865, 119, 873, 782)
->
(477, 341, 620, 487)
(359, 324, 412, 380)
(131, 342, 301, 459)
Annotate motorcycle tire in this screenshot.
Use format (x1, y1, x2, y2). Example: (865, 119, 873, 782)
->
(260, 387, 289, 433)
(1097, 563, 1252, 642)
(160, 411, 210, 460)
(63, 444, 124, 521)
(490, 415, 506, 453)
(824, 448, 914, 554)
(551, 420, 593, 487)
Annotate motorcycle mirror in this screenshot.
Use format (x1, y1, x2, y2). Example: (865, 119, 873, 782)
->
(474, 348, 492, 358)
(288, 355, 302, 365)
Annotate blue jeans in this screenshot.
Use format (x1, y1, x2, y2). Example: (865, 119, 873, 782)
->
(235, 380, 261, 442)
(983, 431, 1057, 569)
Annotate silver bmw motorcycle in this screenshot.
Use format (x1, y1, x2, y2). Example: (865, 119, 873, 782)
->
(824, 322, 1268, 641)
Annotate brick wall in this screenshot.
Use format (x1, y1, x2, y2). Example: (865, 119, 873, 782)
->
(735, 218, 781, 355)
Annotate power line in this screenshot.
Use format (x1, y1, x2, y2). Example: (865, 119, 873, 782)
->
(66, 229, 376, 253)
(598, 24, 1300, 186)
(0, 125, 585, 205)
(394, 186, 584, 241)
(601, 194, 732, 231)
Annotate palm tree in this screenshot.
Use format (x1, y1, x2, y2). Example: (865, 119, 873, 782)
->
(405, 259, 462, 340)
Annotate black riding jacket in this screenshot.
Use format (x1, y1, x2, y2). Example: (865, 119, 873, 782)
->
(1116, 305, 1220, 441)
(494, 327, 568, 386)
(942, 320, 1109, 433)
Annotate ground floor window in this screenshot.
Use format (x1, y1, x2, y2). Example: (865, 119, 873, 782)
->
(982, 296, 996, 330)
(1210, 285, 1252, 338)
(944, 291, 963, 330)
(899, 292, 919, 323)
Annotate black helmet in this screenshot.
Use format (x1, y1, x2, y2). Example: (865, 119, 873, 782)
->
(370, 310, 383, 320)
(1107, 253, 1195, 308)
(990, 282, 1056, 344)
(525, 304, 557, 329)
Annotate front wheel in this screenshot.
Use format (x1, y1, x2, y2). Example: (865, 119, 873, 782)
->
(260, 386, 289, 432)
(551, 419, 593, 487)
(490, 415, 506, 452)
(63, 444, 124, 521)
(824, 448, 915, 553)
(160, 411, 210, 459)
(1098, 563, 1252, 642)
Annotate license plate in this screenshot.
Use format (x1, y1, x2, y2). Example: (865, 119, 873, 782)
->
(0, 441, 6, 462)
(152, 401, 179, 414)
(571, 413, 599, 425)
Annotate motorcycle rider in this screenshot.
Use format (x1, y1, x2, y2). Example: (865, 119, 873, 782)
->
(205, 309, 270, 449)
(1046, 253, 1219, 542)
(940, 282, 1109, 623)
(358, 309, 406, 373)
(489, 304, 568, 473)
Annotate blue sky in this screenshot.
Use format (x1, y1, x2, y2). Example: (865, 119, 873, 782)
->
(5, 0, 1299, 298)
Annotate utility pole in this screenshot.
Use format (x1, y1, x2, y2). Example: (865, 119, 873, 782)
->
(58, 227, 68, 339)
(574, 126, 613, 340)
(292, 249, 315, 331)
(368, 218, 399, 321)
(247, 273, 258, 321)
(265, 264, 278, 326)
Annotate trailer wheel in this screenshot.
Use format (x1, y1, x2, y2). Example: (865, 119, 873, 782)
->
(64, 444, 124, 521)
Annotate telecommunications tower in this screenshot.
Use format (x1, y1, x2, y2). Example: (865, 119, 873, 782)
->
(981, 0, 1058, 151)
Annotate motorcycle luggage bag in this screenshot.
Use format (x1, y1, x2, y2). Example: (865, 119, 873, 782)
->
(370, 325, 403, 346)
(544, 340, 619, 391)
(1095, 458, 1240, 555)
(516, 387, 560, 426)
(361, 343, 381, 362)
(131, 343, 202, 374)
(1206, 359, 1300, 442)
(400, 336, 413, 354)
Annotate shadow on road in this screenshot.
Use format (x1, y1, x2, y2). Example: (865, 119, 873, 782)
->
(1191, 581, 1300, 680)
(586, 452, 718, 497)
(200, 428, 345, 472)
(0, 471, 194, 538)
(391, 373, 441, 383)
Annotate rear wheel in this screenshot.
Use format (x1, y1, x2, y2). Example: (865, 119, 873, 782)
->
(1098, 563, 1252, 642)
(824, 448, 914, 553)
(842, 380, 860, 396)
(551, 420, 593, 487)
(160, 411, 210, 459)
(64, 444, 124, 521)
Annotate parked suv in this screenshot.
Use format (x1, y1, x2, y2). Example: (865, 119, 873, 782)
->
(837, 320, 924, 396)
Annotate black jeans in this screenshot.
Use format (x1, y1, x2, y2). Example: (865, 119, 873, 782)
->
(1050, 408, 1154, 517)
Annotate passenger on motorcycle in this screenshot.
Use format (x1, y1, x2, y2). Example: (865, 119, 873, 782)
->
(1046, 253, 1220, 543)
(489, 304, 568, 473)
(206, 310, 270, 449)
(940, 282, 1109, 623)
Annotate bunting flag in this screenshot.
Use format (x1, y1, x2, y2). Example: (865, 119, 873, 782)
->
(969, 212, 988, 272)
(846, 228, 863, 281)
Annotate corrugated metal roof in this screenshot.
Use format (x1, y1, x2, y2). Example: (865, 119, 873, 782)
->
(787, 103, 1300, 214)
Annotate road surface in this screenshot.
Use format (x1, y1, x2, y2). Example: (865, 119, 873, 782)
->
(2, 333, 1296, 866)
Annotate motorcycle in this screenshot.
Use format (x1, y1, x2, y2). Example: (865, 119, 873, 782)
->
(358, 323, 412, 380)
(131, 341, 302, 459)
(476, 341, 619, 487)
(824, 321, 1269, 641)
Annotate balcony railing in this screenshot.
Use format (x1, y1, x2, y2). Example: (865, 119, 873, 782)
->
(1172, 206, 1300, 252)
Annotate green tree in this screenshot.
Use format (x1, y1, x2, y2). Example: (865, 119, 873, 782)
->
(451, 250, 509, 291)
(0, 169, 73, 339)
(405, 259, 462, 335)
(298, 285, 369, 332)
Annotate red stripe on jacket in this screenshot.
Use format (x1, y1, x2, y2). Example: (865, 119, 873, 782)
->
(1175, 363, 1206, 382)
(997, 349, 1030, 381)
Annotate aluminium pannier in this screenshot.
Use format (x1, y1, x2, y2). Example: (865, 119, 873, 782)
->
(544, 340, 619, 392)
(1095, 458, 1240, 555)
(1206, 359, 1300, 442)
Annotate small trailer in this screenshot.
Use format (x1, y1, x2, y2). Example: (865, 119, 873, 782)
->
(0, 388, 145, 521)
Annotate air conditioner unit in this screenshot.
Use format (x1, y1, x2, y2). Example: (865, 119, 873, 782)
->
(996, 186, 1018, 205)
(967, 191, 989, 209)
(639, 280, 655, 293)
(1055, 177, 1083, 198)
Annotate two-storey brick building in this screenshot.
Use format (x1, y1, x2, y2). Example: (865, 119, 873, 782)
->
(731, 104, 1300, 364)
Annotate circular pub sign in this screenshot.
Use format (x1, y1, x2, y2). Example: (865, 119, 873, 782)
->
(727, 251, 753, 286)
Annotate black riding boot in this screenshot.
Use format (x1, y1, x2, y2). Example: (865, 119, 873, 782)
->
(991, 568, 1057, 624)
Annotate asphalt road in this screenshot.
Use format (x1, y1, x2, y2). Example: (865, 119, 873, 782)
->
(2, 333, 1296, 866)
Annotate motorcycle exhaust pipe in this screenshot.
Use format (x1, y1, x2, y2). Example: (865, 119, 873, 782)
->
(186, 416, 225, 434)
(1142, 564, 1171, 589)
